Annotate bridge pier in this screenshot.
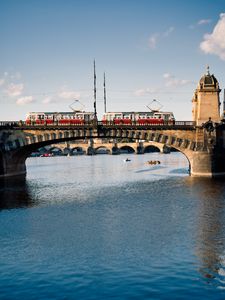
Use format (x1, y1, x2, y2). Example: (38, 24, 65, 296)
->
(87, 146, 95, 155)
(86, 138, 96, 155)
(189, 150, 225, 177)
(0, 151, 26, 178)
(136, 142, 144, 154)
(161, 145, 171, 154)
(111, 141, 120, 155)
(189, 152, 213, 177)
(111, 146, 119, 155)
(185, 125, 225, 177)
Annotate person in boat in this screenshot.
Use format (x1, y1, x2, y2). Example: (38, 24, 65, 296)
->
(147, 160, 160, 164)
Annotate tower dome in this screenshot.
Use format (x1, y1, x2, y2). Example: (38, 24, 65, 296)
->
(192, 66, 221, 125)
(198, 66, 219, 90)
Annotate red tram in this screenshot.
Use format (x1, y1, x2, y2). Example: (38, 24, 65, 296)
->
(25, 110, 175, 125)
(25, 111, 96, 125)
(102, 111, 175, 125)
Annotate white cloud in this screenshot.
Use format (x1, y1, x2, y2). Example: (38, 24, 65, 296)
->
(58, 87, 80, 99)
(163, 73, 193, 87)
(134, 72, 192, 96)
(148, 26, 174, 49)
(163, 26, 175, 37)
(198, 19, 211, 25)
(16, 96, 34, 105)
(134, 87, 159, 96)
(1, 71, 21, 81)
(42, 96, 55, 104)
(10, 72, 21, 80)
(6, 83, 24, 97)
(0, 78, 5, 86)
(163, 73, 171, 79)
(189, 18, 212, 29)
(148, 34, 159, 49)
(200, 13, 225, 61)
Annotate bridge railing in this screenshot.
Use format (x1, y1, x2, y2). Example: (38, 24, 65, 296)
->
(99, 121, 196, 127)
(0, 121, 20, 128)
(0, 120, 197, 129)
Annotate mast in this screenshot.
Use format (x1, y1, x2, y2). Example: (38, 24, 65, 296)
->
(104, 72, 107, 113)
(224, 89, 225, 118)
(94, 60, 97, 118)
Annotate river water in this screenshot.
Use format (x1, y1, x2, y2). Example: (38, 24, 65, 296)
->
(1, 153, 225, 299)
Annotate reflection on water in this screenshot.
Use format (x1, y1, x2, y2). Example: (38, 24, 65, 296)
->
(188, 178, 225, 288)
(1, 153, 225, 299)
(0, 176, 34, 210)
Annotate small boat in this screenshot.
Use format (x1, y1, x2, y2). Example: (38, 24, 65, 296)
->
(124, 158, 131, 162)
(147, 160, 160, 165)
(40, 153, 53, 157)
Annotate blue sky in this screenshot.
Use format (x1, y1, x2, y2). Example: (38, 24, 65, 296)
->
(0, 0, 225, 120)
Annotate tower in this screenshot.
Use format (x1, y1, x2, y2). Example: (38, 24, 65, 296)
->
(192, 66, 221, 126)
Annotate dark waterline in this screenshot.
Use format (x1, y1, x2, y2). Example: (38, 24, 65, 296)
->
(0, 153, 225, 299)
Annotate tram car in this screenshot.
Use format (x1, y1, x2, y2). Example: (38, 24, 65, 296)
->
(102, 111, 175, 125)
(25, 111, 96, 125)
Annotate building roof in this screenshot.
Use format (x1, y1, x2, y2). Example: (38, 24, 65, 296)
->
(199, 66, 219, 89)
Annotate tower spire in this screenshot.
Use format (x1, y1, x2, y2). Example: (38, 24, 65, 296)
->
(93, 60, 97, 118)
(103, 72, 107, 113)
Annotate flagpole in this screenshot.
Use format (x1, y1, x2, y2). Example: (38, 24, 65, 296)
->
(94, 60, 97, 119)
(104, 72, 107, 113)
(224, 88, 225, 118)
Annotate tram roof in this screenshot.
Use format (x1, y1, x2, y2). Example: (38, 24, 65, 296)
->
(104, 111, 174, 114)
(27, 111, 94, 114)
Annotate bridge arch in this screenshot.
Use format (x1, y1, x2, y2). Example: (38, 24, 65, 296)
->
(144, 145, 160, 153)
(95, 146, 111, 154)
(119, 145, 135, 154)
(50, 147, 64, 156)
(71, 147, 84, 155)
(168, 146, 191, 174)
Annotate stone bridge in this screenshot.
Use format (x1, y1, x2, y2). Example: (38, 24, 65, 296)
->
(1, 122, 225, 178)
(49, 140, 170, 155)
